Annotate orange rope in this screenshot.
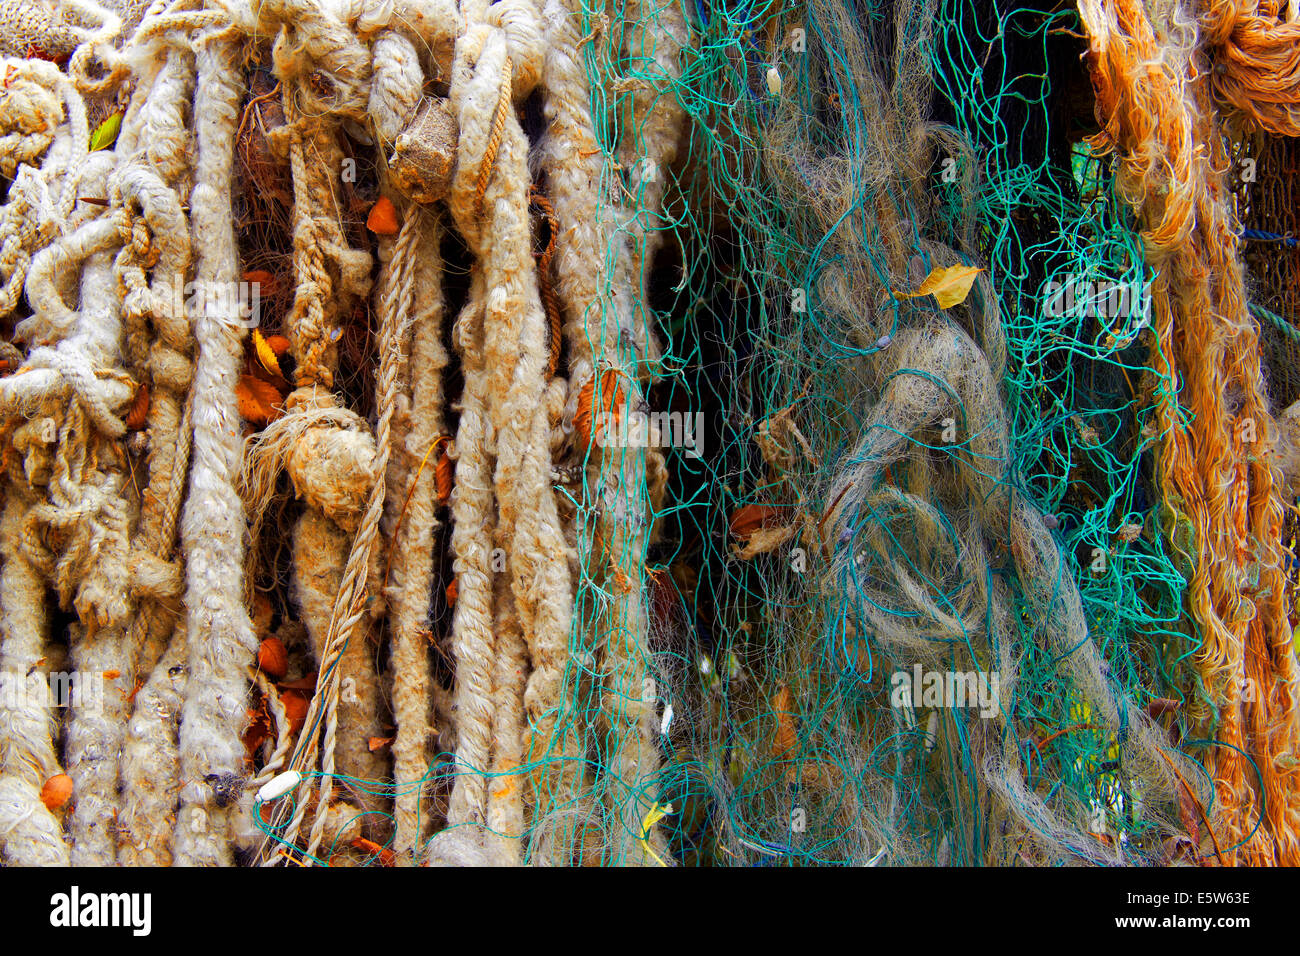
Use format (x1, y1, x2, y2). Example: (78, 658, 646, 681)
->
(1202, 1, 1300, 137)
(1080, 0, 1300, 865)
(475, 56, 514, 217)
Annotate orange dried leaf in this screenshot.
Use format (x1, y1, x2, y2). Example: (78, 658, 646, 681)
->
(263, 334, 291, 356)
(367, 736, 394, 752)
(350, 836, 396, 866)
(280, 691, 309, 736)
(257, 636, 288, 680)
(243, 698, 272, 758)
(40, 773, 73, 811)
(893, 264, 983, 309)
(730, 503, 782, 539)
(242, 269, 278, 297)
(367, 196, 399, 235)
(574, 369, 626, 452)
(445, 577, 458, 607)
(125, 383, 150, 431)
(435, 445, 453, 506)
(236, 373, 284, 426)
(771, 686, 798, 761)
(277, 671, 318, 692)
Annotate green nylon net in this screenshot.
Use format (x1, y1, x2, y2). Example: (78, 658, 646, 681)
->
(536, 0, 1212, 865)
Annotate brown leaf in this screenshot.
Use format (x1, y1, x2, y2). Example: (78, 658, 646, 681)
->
(236, 373, 284, 426)
(280, 690, 309, 737)
(125, 383, 150, 431)
(243, 696, 272, 759)
(1146, 697, 1181, 719)
(367, 736, 394, 752)
(729, 503, 785, 538)
(771, 686, 797, 763)
(574, 369, 627, 453)
(277, 671, 318, 692)
(350, 836, 395, 866)
(242, 269, 279, 298)
(257, 636, 288, 681)
(251, 328, 284, 380)
(734, 523, 798, 559)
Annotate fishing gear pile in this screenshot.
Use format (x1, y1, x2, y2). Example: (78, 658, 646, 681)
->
(0, 0, 1297, 866)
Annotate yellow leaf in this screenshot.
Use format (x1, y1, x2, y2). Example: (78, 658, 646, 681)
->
(251, 328, 283, 379)
(90, 111, 122, 152)
(638, 802, 674, 866)
(894, 264, 983, 310)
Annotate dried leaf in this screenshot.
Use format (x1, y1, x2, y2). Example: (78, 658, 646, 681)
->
(280, 690, 309, 736)
(40, 773, 73, 811)
(435, 445, 453, 506)
(242, 269, 278, 297)
(125, 383, 150, 431)
(894, 264, 983, 309)
(243, 697, 272, 758)
(729, 503, 784, 538)
(350, 837, 395, 866)
(262, 333, 291, 356)
(368, 736, 394, 752)
(735, 523, 798, 559)
(257, 637, 288, 680)
(366, 196, 399, 235)
(251, 328, 284, 380)
(90, 111, 123, 152)
(574, 369, 626, 452)
(1146, 697, 1181, 719)
(236, 373, 284, 426)
(771, 686, 797, 761)
(277, 671, 318, 692)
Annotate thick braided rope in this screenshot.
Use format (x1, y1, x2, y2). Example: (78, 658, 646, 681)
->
(537, 0, 630, 840)
(388, 210, 449, 859)
(276, 207, 418, 863)
(0, 492, 69, 866)
(175, 28, 256, 866)
(442, 14, 575, 862)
